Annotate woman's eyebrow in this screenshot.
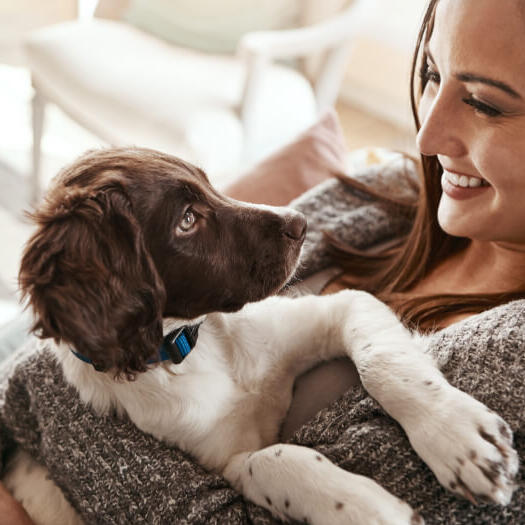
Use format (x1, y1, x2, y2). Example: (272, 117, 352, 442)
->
(455, 72, 521, 99)
(425, 45, 521, 100)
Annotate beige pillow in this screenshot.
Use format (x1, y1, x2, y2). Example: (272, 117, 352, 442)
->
(225, 109, 347, 206)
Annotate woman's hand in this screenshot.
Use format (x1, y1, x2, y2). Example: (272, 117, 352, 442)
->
(0, 482, 34, 525)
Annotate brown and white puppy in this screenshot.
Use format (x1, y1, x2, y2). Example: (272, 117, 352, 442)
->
(4, 148, 518, 525)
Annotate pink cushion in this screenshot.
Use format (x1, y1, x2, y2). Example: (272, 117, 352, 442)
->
(225, 109, 347, 206)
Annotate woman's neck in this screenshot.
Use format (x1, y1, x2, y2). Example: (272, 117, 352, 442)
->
(412, 239, 525, 296)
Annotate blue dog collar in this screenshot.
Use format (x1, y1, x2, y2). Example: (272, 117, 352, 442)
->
(159, 324, 201, 364)
(70, 323, 202, 371)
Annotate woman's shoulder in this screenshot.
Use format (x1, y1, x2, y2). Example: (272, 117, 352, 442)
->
(290, 150, 420, 211)
(432, 298, 525, 344)
(347, 150, 420, 203)
(290, 151, 419, 279)
(425, 298, 525, 432)
(427, 298, 525, 392)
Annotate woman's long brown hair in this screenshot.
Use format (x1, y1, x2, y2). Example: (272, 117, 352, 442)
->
(329, 0, 525, 332)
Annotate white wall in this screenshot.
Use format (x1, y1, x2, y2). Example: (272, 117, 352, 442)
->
(341, 0, 428, 130)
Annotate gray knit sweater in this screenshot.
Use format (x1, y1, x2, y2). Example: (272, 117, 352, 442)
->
(1, 160, 523, 524)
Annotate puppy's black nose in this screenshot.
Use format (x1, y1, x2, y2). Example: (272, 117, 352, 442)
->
(283, 213, 307, 241)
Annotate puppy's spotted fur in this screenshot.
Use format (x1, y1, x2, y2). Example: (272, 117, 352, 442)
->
(3, 148, 518, 524)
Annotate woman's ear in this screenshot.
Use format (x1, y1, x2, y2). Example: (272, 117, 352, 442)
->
(19, 186, 166, 377)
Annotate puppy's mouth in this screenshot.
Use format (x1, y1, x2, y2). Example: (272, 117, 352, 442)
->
(221, 300, 246, 312)
(221, 258, 300, 312)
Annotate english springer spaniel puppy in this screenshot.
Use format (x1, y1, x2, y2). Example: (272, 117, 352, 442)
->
(4, 148, 518, 524)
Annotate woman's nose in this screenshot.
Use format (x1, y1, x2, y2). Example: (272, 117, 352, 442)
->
(416, 91, 467, 159)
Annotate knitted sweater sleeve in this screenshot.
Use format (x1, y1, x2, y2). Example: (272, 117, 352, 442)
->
(290, 300, 525, 524)
(0, 339, 41, 478)
(0, 345, 276, 524)
(289, 156, 419, 279)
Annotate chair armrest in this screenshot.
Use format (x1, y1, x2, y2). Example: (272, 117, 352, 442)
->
(239, 0, 373, 132)
(238, 0, 371, 60)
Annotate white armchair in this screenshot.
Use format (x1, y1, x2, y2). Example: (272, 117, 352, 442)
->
(24, 0, 370, 200)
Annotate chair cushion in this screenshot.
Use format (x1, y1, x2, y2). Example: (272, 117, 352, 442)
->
(24, 19, 317, 176)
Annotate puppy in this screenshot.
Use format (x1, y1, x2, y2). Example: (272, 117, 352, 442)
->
(3, 148, 518, 524)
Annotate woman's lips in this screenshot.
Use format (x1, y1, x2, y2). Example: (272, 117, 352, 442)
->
(441, 170, 490, 200)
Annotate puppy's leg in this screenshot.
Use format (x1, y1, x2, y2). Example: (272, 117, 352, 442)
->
(247, 291, 518, 505)
(224, 446, 420, 525)
(333, 290, 519, 506)
(3, 450, 84, 525)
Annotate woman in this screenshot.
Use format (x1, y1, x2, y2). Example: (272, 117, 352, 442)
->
(287, 0, 525, 432)
(332, 0, 525, 325)
(1, 0, 524, 523)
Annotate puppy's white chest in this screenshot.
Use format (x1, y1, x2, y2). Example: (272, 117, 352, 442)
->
(139, 365, 240, 446)
(59, 341, 241, 447)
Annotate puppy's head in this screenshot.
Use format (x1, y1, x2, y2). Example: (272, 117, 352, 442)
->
(20, 147, 305, 377)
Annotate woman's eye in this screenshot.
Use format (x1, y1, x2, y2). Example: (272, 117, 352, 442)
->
(178, 209, 197, 232)
(462, 96, 502, 118)
(420, 62, 440, 85)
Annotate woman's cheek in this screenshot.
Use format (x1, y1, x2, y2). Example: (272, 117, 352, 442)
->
(418, 90, 432, 124)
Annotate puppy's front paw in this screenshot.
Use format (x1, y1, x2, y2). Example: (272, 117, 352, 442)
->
(407, 387, 519, 505)
(311, 474, 423, 525)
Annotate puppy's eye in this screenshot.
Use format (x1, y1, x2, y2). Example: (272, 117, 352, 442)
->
(178, 209, 197, 232)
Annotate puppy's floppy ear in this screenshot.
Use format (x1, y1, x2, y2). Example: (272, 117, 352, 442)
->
(19, 184, 166, 377)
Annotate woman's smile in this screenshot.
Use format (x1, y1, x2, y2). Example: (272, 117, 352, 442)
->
(441, 169, 490, 200)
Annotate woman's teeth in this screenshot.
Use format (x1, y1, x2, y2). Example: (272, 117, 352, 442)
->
(443, 170, 488, 188)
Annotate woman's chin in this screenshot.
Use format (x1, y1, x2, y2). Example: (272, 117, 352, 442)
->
(437, 201, 478, 240)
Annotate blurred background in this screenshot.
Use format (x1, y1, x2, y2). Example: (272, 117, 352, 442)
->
(0, 0, 425, 326)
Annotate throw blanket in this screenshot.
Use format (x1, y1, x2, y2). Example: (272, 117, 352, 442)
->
(1, 159, 523, 524)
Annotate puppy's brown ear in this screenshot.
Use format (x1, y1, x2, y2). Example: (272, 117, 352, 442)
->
(19, 186, 166, 377)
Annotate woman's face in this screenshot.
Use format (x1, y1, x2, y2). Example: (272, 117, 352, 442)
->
(417, 0, 525, 246)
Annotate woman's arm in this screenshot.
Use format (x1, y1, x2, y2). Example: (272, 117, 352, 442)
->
(288, 299, 525, 523)
(0, 482, 34, 525)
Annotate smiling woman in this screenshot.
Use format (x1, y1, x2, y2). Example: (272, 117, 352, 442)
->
(2, 1, 525, 524)
(326, 0, 525, 330)
(417, 0, 525, 246)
